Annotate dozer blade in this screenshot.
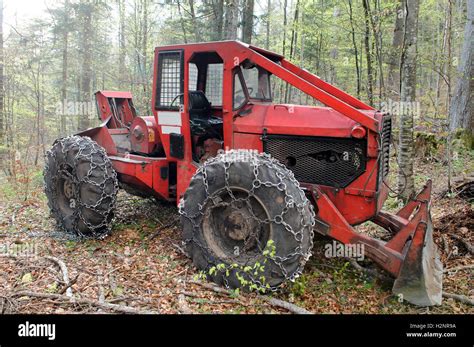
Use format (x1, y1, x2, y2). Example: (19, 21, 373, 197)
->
(373, 180, 443, 306)
(392, 211, 443, 306)
(314, 179, 443, 307)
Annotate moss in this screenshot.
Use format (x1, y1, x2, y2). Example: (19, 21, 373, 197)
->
(458, 130, 474, 150)
(414, 131, 443, 158)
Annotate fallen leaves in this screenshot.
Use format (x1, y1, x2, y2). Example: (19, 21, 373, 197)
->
(0, 182, 472, 314)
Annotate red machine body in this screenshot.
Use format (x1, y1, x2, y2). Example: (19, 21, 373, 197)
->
(77, 41, 441, 306)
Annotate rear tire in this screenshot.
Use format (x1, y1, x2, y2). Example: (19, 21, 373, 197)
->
(44, 135, 118, 238)
(179, 150, 315, 291)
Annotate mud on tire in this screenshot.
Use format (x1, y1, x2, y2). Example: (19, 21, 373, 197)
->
(44, 135, 118, 238)
(179, 150, 315, 290)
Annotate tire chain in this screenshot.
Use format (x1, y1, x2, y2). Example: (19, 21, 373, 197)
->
(44, 135, 119, 239)
(179, 150, 315, 291)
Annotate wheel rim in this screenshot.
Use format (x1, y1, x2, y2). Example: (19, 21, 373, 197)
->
(56, 165, 76, 216)
(202, 187, 272, 263)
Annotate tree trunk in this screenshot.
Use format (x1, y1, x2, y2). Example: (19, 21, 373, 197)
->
(142, 0, 149, 114)
(362, 0, 374, 106)
(285, 0, 300, 103)
(118, 0, 126, 89)
(449, 0, 473, 136)
(265, 0, 271, 49)
(282, 0, 288, 56)
(223, 0, 239, 40)
(189, 0, 201, 42)
(241, 0, 254, 43)
(211, 0, 224, 41)
(397, 0, 420, 200)
(387, 0, 405, 100)
(279, 0, 288, 102)
(79, 1, 92, 131)
(177, 0, 188, 43)
(435, 3, 451, 117)
(0, 0, 4, 142)
(60, 0, 69, 136)
(348, 0, 361, 99)
(369, 0, 385, 104)
(445, 0, 453, 190)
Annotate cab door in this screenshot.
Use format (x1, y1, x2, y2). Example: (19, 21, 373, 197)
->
(153, 49, 189, 161)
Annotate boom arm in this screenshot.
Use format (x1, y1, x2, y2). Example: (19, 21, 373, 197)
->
(245, 46, 379, 132)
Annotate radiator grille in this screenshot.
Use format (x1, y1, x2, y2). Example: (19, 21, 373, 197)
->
(378, 115, 392, 188)
(263, 135, 367, 188)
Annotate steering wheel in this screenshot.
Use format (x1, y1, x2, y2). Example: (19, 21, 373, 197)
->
(234, 91, 245, 106)
(170, 93, 183, 108)
(235, 87, 254, 97)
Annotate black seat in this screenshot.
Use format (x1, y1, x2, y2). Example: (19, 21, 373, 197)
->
(186, 91, 223, 140)
(188, 91, 212, 118)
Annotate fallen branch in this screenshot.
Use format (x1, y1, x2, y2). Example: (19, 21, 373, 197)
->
(97, 269, 106, 307)
(10, 291, 159, 314)
(107, 296, 148, 304)
(0, 295, 16, 314)
(177, 294, 193, 314)
(149, 220, 179, 240)
(441, 234, 450, 255)
(442, 292, 474, 306)
(348, 258, 392, 283)
(448, 233, 474, 255)
(453, 179, 474, 199)
(189, 280, 313, 314)
(189, 280, 229, 295)
(260, 296, 313, 314)
(169, 267, 188, 280)
(180, 291, 248, 306)
(180, 291, 201, 298)
(443, 264, 474, 273)
(172, 243, 188, 257)
(43, 256, 74, 299)
(58, 274, 79, 295)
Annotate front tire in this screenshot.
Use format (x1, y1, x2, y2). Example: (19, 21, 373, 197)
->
(179, 150, 315, 290)
(44, 135, 118, 238)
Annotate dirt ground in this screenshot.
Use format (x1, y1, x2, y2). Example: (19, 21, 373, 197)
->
(0, 159, 472, 314)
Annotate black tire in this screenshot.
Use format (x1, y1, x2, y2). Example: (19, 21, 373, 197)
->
(44, 135, 118, 238)
(179, 150, 314, 291)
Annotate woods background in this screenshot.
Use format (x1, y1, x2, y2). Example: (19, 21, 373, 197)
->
(0, 0, 472, 315)
(0, 0, 472, 200)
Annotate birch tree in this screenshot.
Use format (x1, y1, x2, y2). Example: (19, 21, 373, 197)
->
(449, 0, 473, 138)
(397, 0, 420, 200)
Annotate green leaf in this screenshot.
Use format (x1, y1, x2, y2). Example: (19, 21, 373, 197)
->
(21, 273, 33, 283)
(46, 282, 58, 293)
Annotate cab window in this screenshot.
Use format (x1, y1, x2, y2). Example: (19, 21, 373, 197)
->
(233, 72, 246, 110)
(241, 63, 271, 101)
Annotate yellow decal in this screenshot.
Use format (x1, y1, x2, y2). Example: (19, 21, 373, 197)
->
(148, 129, 155, 142)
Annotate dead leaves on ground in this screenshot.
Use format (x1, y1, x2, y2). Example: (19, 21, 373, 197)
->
(0, 187, 472, 314)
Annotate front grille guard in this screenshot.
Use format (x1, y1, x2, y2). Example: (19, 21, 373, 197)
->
(263, 134, 367, 188)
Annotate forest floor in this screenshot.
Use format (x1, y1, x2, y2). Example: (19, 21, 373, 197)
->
(0, 151, 472, 314)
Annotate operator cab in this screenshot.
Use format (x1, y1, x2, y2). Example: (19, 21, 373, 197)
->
(155, 49, 274, 163)
(183, 58, 273, 163)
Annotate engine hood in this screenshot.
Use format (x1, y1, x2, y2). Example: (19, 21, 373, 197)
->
(233, 103, 379, 138)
